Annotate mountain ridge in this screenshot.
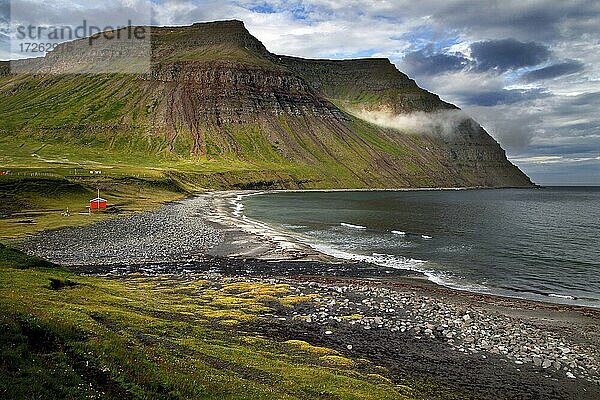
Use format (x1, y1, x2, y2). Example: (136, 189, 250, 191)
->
(0, 20, 533, 189)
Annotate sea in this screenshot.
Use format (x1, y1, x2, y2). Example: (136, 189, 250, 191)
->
(237, 188, 600, 308)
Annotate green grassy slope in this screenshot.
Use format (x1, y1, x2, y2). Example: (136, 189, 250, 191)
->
(0, 20, 534, 238)
(0, 20, 532, 192)
(0, 71, 528, 190)
(0, 175, 186, 239)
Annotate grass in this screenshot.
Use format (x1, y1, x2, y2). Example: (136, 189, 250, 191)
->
(0, 249, 451, 400)
(0, 243, 58, 270)
(0, 175, 186, 240)
(0, 118, 451, 237)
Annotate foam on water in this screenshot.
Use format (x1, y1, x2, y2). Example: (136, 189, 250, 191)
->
(282, 224, 308, 229)
(297, 238, 490, 293)
(227, 194, 476, 292)
(231, 195, 245, 217)
(340, 222, 367, 230)
(548, 293, 576, 300)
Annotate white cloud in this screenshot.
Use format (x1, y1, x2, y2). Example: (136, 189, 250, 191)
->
(511, 155, 600, 165)
(354, 109, 469, 137)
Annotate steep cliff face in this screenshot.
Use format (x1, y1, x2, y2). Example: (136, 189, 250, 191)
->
(278, 56, 531, 185)
(0, 20, 533, 188)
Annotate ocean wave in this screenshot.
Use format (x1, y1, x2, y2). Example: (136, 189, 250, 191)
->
(282, 224, 308, 229)
(230, 195, 245, 217)
(305, 242, 426, 272)
(309, 246, 482, 293)
(548, 293, 576, 300)
(421, 235, 432, 239)
(340, 222, 367, 230)
(391, 230, 406, 236)
(288, 235, 494, 295)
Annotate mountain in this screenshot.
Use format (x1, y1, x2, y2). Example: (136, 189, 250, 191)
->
(0, 20, 533, 189)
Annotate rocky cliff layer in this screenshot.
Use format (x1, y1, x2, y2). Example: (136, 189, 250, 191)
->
(279, 56, 454, 113)
(0, 20, 533, 188)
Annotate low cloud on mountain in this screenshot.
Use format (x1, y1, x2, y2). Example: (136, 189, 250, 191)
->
(356, 109, 470, 137)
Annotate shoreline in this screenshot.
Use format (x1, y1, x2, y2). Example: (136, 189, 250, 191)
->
(205, 191, 338, 262)
(207, 190, 598, 310)
(20, 189, 598, 310)
(243, 273, 600, 398)
(17, 190, 600, 397)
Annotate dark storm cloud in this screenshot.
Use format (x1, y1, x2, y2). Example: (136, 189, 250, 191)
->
(400, 46, 470, 75)
(400, 38, 555, 78)
(522, 60, 585, 82)
(0, 0, 8, 26)
(460, 88, 549, 107)
(470, 39, 550, 72)
(421, 0, 600, 42)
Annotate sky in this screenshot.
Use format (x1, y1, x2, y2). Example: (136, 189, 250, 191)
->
(1, 0, 599, 185)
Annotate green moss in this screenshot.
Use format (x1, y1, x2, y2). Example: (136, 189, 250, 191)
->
(320, 355, 355, 367)
(285, 340, 339, 356)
